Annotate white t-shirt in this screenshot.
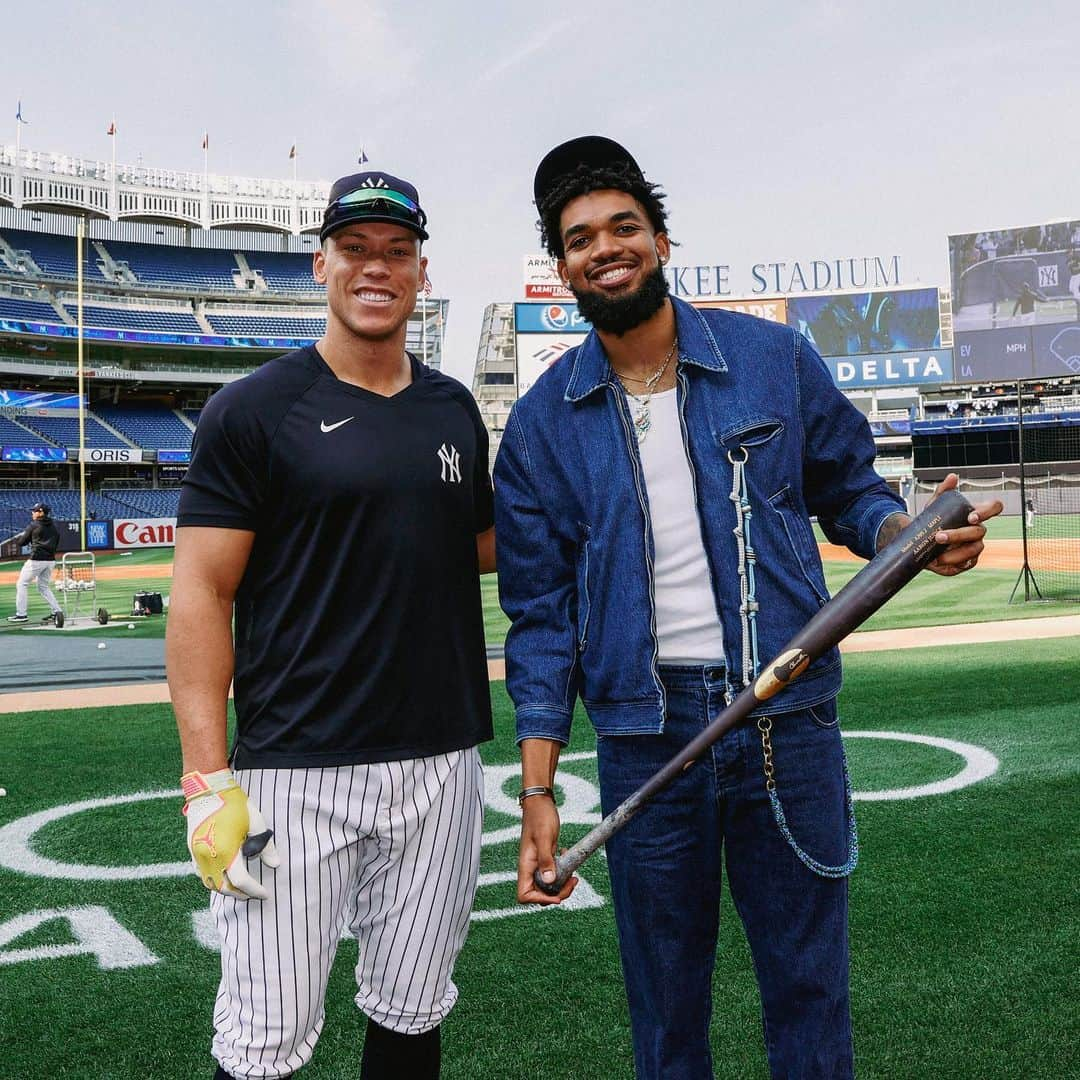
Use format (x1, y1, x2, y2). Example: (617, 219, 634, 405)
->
(636, 387, 725, 664)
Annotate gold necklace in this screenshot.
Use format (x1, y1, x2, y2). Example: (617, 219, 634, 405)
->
(614, 338, 678, 442)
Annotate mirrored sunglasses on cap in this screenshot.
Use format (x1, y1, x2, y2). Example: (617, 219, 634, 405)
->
(323, 185, 429, 241)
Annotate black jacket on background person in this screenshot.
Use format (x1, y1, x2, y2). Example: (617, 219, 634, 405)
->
(15, 516, 60, 561)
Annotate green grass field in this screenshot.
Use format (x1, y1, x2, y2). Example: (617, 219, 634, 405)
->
(3, 547, 1076, 645)
(0, 637, 1076, 1078)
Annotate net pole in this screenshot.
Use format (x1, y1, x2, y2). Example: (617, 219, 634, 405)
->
(1017, 380, 1029, 600)
(77, 220, 87, 551)
(1010, 378, 1044, 603)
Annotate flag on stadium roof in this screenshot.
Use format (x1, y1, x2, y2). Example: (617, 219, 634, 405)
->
(358, 148, 369, 165)
(423, 276, 433, 296)
(289, 144, 296, 159)
(107, 120, 116, 137)
(201, 133, 208, 150)
(15, 100, 28, 125)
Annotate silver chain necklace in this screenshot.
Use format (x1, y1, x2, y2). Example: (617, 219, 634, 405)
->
(615, 337, 678, 442)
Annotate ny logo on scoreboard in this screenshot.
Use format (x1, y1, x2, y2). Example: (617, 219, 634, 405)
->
(437, 443, 461, 483)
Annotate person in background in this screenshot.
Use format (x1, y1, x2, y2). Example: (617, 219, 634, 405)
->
(7, 501, 63, 626)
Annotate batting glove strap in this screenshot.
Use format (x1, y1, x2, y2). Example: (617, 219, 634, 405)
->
(180, 767, 236, 801)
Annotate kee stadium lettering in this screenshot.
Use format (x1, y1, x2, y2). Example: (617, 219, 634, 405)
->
(662, 255, 902, 298)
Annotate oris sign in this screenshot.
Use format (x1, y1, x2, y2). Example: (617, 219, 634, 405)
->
(113, 518, 176, 549)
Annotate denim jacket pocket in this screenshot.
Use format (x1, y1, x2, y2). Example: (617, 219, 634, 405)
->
(768, 485, 830, 606)
(576, 525, 591, 652)
(717, 415, 785, 450)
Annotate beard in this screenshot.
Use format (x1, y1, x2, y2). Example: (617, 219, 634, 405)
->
(570, 264, 670, 336)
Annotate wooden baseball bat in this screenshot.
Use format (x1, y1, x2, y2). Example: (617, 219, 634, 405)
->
(536, 489, 975, 895)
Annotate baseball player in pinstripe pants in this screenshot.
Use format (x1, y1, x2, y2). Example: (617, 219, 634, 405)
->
(168, 171, 496, 1079)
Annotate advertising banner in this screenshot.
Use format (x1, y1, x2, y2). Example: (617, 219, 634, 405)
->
(85, 519, 113, 550)
(112, 518, 176, 549)
(523, 256, 573, 301)
(1, 446, 68, 462)
(514, 334, 586, 396)
(76, 447, 144, 465)
(786, 288, 942, 358)
(0, 319, 318, 351)
(514, 302, 591, 335)
(827, 351, 953, 389)
(156, 449, 191, 464)
(693, 297, 788, 324)
(0, 390, 85, 409)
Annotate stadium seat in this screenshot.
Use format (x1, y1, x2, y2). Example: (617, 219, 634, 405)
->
(0, 295, 64, 324)
(0, 416, 58, 449)
(93, 407, 194, 450)
(17, 415, 130, 449)
(63, 305, 203, 335)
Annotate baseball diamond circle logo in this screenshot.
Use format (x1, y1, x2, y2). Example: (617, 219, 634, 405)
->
(0, 734, 1000, 884)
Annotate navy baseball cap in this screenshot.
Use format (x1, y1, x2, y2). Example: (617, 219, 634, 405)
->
(320, 171, 429, 243)
(30, 501, 49, 514)
(533, 135, 645, 208)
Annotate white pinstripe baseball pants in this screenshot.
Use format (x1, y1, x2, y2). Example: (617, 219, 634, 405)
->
(209, 748, 483, 1080)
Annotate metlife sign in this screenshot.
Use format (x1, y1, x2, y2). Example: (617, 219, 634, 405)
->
(86, 520, 113, 550)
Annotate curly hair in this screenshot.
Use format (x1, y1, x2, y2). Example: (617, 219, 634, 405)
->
(536, 162, 671, 260)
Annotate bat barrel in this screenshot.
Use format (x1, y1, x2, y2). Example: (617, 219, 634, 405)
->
(534, 490, 975, 896)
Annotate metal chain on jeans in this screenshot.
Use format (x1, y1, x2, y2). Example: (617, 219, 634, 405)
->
(727, 448, 760, 687)
(730, 446, 859, 879)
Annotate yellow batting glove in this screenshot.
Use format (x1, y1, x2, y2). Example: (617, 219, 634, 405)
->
(181, 769, 280, 900)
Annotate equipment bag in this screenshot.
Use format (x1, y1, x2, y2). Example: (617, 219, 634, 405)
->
(132, 591, 164, 616)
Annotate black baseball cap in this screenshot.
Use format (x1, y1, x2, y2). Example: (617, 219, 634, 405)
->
(533, 136, 645, 209)
(30, 502, 49, 514)
(320, 171, 429, 243)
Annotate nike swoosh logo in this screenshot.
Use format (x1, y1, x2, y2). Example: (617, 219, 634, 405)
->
(320, 417, 354, 433)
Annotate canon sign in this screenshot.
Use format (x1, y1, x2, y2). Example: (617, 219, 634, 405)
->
(113, 518, 177, 549)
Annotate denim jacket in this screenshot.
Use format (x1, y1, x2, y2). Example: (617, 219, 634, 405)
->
(494, 296, 906, 745)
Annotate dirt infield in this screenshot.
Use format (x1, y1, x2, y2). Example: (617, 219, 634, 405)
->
(0, 562, 172, 585)
(819, 538, 1024, 570)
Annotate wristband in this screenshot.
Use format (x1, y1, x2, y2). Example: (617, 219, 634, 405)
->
(517, 785, 556, 807)
(180, 768, 235, 801)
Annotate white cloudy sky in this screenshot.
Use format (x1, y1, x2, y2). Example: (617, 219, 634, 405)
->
(4, 0, 1078, 383)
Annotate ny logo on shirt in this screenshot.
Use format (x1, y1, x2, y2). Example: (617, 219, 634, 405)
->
(437, 443, 462, 483)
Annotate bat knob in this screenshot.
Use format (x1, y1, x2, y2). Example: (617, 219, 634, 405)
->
(533, 867, 564, 896)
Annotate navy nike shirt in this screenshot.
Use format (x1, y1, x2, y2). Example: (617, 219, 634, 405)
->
(178, 346, 494, 767)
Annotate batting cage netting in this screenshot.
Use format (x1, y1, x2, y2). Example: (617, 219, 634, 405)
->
(1021, 420, 1080, 601)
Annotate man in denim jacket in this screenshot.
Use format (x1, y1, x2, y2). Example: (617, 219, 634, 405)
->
(494, 136, 1000, 1079)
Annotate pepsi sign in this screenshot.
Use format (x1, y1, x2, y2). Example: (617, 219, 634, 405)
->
(514, 302, 592, 335)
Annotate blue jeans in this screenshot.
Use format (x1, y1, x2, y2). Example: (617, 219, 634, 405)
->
(597, 665, 854, 1079)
